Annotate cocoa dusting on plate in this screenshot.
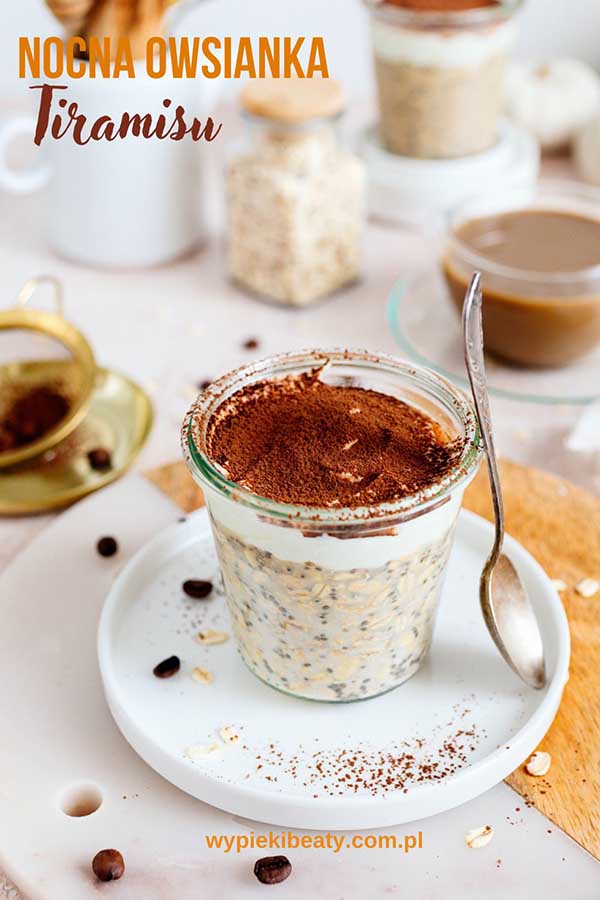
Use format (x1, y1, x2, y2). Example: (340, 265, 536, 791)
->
(249, 711, 485, 798)
(0, 385, 70, 452)
(206, 368, 464, 508)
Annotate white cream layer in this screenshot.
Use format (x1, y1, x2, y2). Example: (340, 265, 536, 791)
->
(371, 17, 516, 69)
(206, 487, 462, 570)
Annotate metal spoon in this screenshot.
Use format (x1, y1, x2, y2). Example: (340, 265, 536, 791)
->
(463, 272, 546, 690)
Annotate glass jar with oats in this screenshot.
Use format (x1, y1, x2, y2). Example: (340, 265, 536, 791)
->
(225, 80, 366, 307)
(183, 350, 482, 702)
(365, 0, 522, 159)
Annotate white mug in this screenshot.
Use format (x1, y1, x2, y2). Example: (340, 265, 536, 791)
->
(0, 9, 220, 268)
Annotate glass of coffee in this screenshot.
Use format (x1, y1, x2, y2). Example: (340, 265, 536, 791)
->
(443, 181, 600, 367)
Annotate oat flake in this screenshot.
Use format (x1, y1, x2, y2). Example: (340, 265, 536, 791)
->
(465, 825, 494, 849)
(196, 630, 229, 646)
(192, 666, 214, 684)
(185, 742, 220, 761)
(575, 578, 599, 598)
(219, 726, 241, 745)
(525, 751, 551, 777)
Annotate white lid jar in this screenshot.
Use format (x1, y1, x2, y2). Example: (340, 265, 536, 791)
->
(226, 79, 366, 307)
(365, 0, 523, 159)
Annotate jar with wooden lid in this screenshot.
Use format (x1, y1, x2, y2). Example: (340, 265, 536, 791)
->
(226, 79, 366, 307)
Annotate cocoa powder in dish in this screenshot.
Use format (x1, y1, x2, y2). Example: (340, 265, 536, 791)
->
(206, 368, 464, 508)
(0, 385, 70, 453)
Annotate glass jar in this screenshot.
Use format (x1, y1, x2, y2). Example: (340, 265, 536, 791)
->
(226, 111, 365, 307)
(442, 180, 600, 367)
(365, 0, 523, 159)
(183, 350, 482, 702)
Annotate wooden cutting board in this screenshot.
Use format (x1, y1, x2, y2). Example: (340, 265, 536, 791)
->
(145, 458, 600, 860)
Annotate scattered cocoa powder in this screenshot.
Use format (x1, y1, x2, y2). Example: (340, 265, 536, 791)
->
(206, 368, 464, 508)
(0, 385, 69, 453)
(249, 714, 485, 798)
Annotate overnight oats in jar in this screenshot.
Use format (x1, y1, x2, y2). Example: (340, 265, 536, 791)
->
(182, 350, 481, 702)
(365, 0, 522, 158)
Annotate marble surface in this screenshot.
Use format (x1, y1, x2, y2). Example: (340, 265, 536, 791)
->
(0, 475, 597, 900)
(0, 142, 598, 895)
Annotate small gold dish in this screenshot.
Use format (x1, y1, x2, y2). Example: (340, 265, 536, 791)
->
(0, 275, 153, 514)
(0, 367, 153, 515)
(0, 276, 97, 469)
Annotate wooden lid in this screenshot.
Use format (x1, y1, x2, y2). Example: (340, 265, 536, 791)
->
(240, 79, 345, 124)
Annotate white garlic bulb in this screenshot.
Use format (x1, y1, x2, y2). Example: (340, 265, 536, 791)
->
(505, 59, 600, 151)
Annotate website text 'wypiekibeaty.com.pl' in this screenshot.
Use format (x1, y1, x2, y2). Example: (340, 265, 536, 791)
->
(205, 830, 425, 855)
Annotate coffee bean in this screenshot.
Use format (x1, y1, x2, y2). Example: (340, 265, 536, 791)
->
(92, 849, 125, 882)
(198, 379, 212, 391)
(88, 447, 112, 470)
(243, 337, 259, 350)
(153, 655, 180, 678)
(183, 579, 213, 599)
(253, 856, 292, 885)
(97, 536, 118, 557)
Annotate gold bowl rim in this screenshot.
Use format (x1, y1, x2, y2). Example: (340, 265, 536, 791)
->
(0, 305, 97, 469)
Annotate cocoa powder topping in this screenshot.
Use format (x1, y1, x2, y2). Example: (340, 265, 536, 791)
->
(206, 368, 464, 508)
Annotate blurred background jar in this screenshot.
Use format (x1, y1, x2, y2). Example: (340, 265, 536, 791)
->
(365, 0, 523, 159)
(226, 79, 366, 307)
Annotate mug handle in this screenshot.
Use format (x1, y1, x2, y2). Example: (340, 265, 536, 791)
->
(0, 116, 51, 194)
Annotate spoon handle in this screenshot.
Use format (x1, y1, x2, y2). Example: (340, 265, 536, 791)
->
(462, 272, 504, 568)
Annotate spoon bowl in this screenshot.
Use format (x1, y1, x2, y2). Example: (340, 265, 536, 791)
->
(482, 554, 546, 689)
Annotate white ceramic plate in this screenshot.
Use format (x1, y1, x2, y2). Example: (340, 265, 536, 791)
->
(98, 508, 570, 831)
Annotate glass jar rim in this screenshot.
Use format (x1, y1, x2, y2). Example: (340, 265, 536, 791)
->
(182, 349, 482, 526)
(445, 179, 600, 288)
(363, 0, 522, 28)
